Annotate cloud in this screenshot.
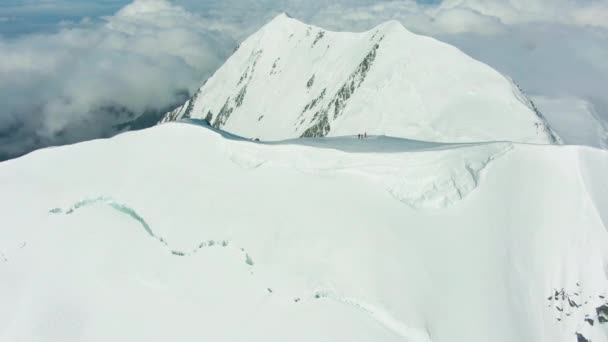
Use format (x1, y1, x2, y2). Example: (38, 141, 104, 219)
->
(1, 0, 607, 160)
(572, 3, 608, 28)
(0, 0, 234, 160)
(430, 7, 504, 34)
(428, 0, 608, 31)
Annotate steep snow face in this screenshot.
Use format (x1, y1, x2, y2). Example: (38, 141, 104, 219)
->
(532, 96, 608, 149)
(1, 121, 607, 342)
(160, 14, 557, 144)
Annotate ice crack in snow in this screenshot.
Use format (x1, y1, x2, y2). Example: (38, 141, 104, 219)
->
(49, 197, 254, 265)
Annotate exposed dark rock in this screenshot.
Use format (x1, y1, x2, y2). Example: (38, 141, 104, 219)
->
(181, 87, 203, 119)
(312, 31, 326, 47)
(235, 86, 247, 107)
(597, 304, 608, 323)
(585, 317, 594, 326)
(576, 332, 590, 342)
(512, 81, 560, 144)
(270, 57, 281, 75)
(568, 298, 580, 308)
(213, 97, 234, 128)
(301, 42, 380, 138)
(245, 253, 254, 266)
(331, 42, 380, 120)
(302, 88, 326, 114)
(238, 66, 250, 86)
(204, 111, 213, 123)
(307, 74, 315, 89)
(301, 108, 330, 138)
(370, 30, 379, 41)
(238, 49, 263, 86)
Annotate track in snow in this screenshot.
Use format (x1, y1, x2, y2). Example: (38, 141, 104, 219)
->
(314, 289, 433, 342)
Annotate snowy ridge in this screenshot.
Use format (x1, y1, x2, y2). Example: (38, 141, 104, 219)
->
(1, 122, 607, 341)
(160, 14, 557, 144)
(229, 138, 514, 209)
(533, 96, 608, 149)
(179, 119, 513, 208)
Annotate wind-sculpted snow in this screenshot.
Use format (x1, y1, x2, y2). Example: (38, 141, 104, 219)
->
(223, 133, 513, 209)
(49, 196, 254, 264)
(382, 143, 513, 208)
(172, 119, 509, 209)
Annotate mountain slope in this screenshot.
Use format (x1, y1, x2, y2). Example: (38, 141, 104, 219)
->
(160, 14, 557, 144)
(532, 96, 608, 149)
(1, 121, 606, 342)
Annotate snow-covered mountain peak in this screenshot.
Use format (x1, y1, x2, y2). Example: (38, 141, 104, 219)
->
(160, 15, 557, 144)
(261, 13, 405, 35)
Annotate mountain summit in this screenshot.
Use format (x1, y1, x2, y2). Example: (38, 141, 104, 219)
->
(160, 13, 557, 144)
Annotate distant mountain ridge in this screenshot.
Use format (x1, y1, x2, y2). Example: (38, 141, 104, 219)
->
(160, 13, 558, 144)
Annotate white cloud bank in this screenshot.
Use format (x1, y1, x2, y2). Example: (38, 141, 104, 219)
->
(0, 0, 233, 159)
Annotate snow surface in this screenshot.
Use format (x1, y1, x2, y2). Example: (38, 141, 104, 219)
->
(160, 14, 557, 145)
(532, 96, 608, 149)
(1, 120, 607, 342)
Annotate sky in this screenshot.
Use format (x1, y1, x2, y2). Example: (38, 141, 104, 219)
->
(0, 0, 607, 160)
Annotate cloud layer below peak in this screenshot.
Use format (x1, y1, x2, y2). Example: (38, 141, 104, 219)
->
(0, 0, 607, 159)
(0, 0, 233, 160)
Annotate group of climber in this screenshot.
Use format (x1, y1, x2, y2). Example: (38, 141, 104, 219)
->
(357, 132, 368, 140)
